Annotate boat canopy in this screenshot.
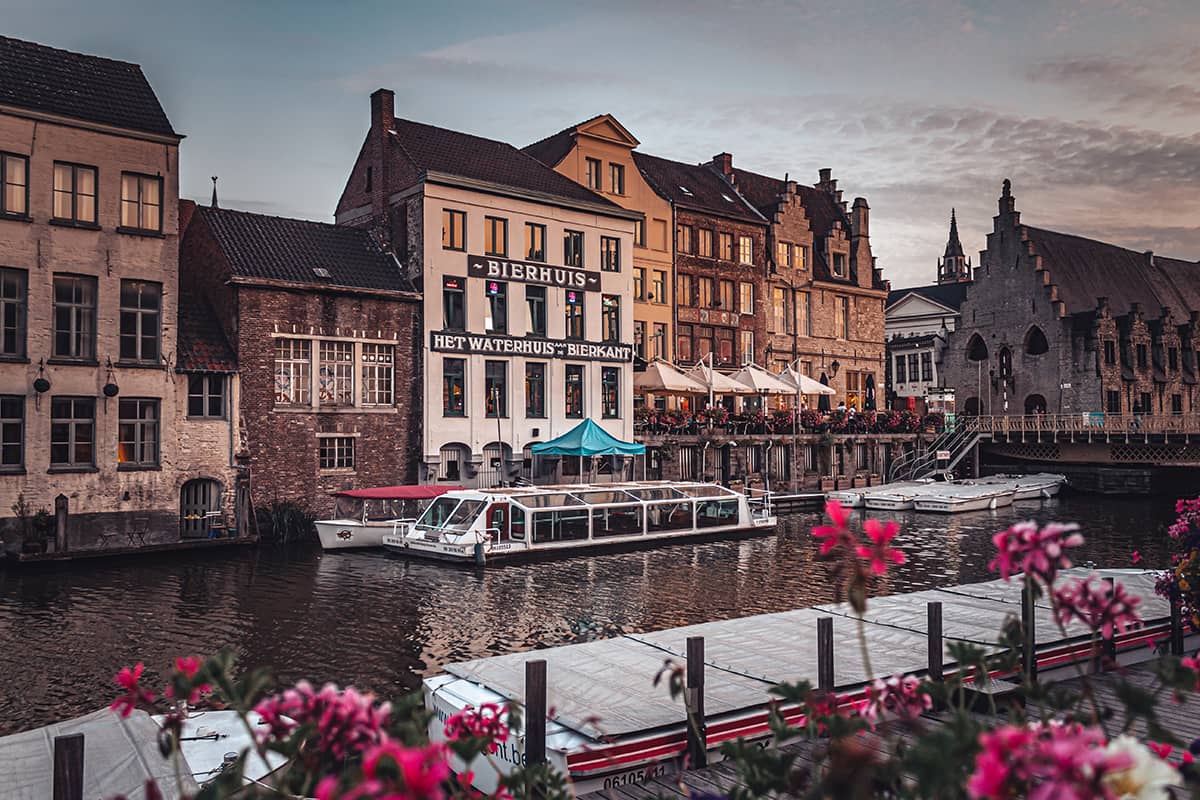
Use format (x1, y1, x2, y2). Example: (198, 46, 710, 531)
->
(477, 481, 740, 511)
(332, 485, 463, 500)
(530, 419, 645, 456)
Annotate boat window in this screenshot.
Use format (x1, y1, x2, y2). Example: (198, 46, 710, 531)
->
(446, 499, 487, 529)
(696, 499, 739, 528)
(572, 490, 638, 505)
(646, 501, 693, 532)
(675, 484, 732, 498)
(514, 493, 580, 509)
(626, 487, 686, 501)
(416, 497, 460, 530)
(532, 508, 590, 543)
(511, 507, 526, 540)
(592, 504, 644, 537)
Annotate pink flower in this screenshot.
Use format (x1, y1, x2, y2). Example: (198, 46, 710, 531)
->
(855, 519, 907, 576)
(367, 741, 449, 798)
(1053, 575, 1142, 639)
(989, 521, 1084, 584)
(968, 722, 1132, 800)
(812, 500, 854, 557)
(110, 662, 156, 718)
(443, 703, 509, 750)
(253, 680, 391, 760)
(174, 656, 202, 679)
(1130, 550, 1141, 565)
(165, 656, 210, 704)
(861, 674, 929, 724)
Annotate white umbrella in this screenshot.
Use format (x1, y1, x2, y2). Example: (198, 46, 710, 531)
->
(634, 359, 708, 395)
(778, 367, 836, 396)
(731, 363, 795, 395)
(686, 362, 757, 395)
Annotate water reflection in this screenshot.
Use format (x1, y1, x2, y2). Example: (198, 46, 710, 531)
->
(0, 494, 1177, 734)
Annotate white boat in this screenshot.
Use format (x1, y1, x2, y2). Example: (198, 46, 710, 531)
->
(315, 485, 462, 550)
(382, 481, 776, 564)
(828, 479, 934, 508)
(977, 472, 1067, 500)
(864, 482, 942, 511)
(911, 482, 1016, 513)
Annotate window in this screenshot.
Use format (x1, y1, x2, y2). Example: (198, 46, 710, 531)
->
(771, 288, 790, 334)
(120, 172, 161, 232)
(563, 230, 584, 267)
(633, 267, 645, 301)
(1106, 390, 1121, 413)
(698, 229, 713, 258)
(484, 216, 508, 256)
(187, 374, 225, 418)
(740, 330, 754, 365)
(50, 397, 94, 468)
(485, 280, 507, 333)
(1104, 340, 1116, 366)
(719, 232, 733, 260)
(443, 358, 466, 417)
(738, 236, 753, 265)
(908, 354, 919, 384)
(634, 320, 646, 359)
(776, 241, 792, 267)
(696, 326, 714, 361)
(525, 362, 546, 418)
(275, 339, 311, 405)
(798, 291, 812, 336)
(1024, 326, 1049, 355)
(836, 295, 850, 339)
(525, 285, 546, 336)
(796, 245, 807, 269)
(1169, 347, 1179, 370)
(564, 290, 585, 339)
(967, 334, 988, 361)
(895, 354, 907, 383)
(317, 341, 354, 405)
(602, 367, 619, 418)
(119, 280, 161, 362)
(586, 157, 601, 189)
(1, 152, 29, 217)
(921, 351, 933, 382)
(1136, 344, 1148, 369)
(319, 437, 355, 470)
(0, 268, 26, 357)
(739, 282, 754, 315)
(442, 209, 466, 251)
(52, 275, 96, 360)
(602, 294, 620, 342)
(361, 344, 394, 405)
(698, 277, 714, 309)
(485, 360, 507, 418)
(443, 277, 465, 330)
(676, 225, 693, 254)
(677, 323, 694, 363)
(53, 163, 97, 224)
(524, 222, 546, 261)
(652, 270, 667, 304)
(118, 398, 159, 467)
(719, 280, 734, 311)
(1140, 391, 1152, 413)
(0, 396, 22, 470)
(845, 372, 866, 410)
(1172, 394, 1183, 414)
(634, 219, 646, 247)
(601, 236, 620, 272)
(832, 252, 847, 277)
(651, 322, 667, 359)
(565, 365, 584, 418)
(610, 163, 625, 195)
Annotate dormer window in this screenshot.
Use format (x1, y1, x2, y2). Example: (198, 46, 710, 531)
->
(832, 253, 847, 278)
(679, 185, 693, 197)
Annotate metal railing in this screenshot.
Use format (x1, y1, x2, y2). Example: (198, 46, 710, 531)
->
(962, 413, 1200, 436)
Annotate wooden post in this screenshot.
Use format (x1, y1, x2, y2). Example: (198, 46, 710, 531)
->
(1102, 576, 1118, 666)
(54, 493, 69, 553)
(927, 601, 944, 681)
(524, 660, 547, 768)
(1171, 595, 1185, 656)
(53, 733, 84, 800)
(686, 636, 707, 769)
(817, 617, 834, 691)
(1021, 581, 1037, 681)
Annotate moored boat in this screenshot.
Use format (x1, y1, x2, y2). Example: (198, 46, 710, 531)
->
(382, 481, 775, 563)
(315, 485, 462, 550)
(828, 479, 935, 509)
(911, 483, 1016, 513)
(977, 472, 1067, 500)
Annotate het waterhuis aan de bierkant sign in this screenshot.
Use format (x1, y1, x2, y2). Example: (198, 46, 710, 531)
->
(467, 255, 601, 291)
(430, 331, 633, 363)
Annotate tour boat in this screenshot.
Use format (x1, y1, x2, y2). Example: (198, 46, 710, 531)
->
(911, 483, 1016, 513)
(977, 473, 1067, 500)
(315, 485, 462, 550)
(827, 479, 934, 509)
(381, 481, 776, 563)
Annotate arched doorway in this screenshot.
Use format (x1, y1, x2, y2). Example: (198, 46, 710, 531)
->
(180, 478, 222, 539)
(1024, 394, 1047, 415)
(1025, 326, 1049, 355)
(963, 397, 980, 416)
(438, 443, 470, 482)
(478, 442, 513, 488)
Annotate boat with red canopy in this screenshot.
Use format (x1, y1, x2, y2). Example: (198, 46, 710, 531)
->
(315, 485, 463, 550)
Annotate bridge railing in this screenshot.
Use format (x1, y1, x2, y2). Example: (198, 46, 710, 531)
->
(961, 413, 1200, 436)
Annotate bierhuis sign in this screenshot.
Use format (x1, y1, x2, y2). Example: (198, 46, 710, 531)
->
(467, 255, 601, 291)
(431, 331, 632, 362)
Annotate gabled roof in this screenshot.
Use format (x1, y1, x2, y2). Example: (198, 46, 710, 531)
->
(196, 206, 406, 292)
(793, 184, 848, 238)
(390, 118, 620, 210)
(522, 114, 638, 168)
(176, 290, 236, 373)
(0, 35, 176, 138)
(887, 282, 970, 312)
(728, 167, 788, 218)
(633, 152, 764, 223)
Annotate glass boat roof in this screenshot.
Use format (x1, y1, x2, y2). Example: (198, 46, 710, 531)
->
(470, 482, 740, 510)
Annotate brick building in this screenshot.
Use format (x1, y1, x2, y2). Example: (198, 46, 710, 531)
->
(0, 35, 241, 554)
(943, 180, 1200, 417)
(336, 90, 640, 488)
(180, 202, 421, 516)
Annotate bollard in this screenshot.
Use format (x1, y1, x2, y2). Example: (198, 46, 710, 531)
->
(927, 601, 944, 681)
(525, 660, 547, 768)
(473, 541, 485, 566)
(1021, 582, 1037, 682)
(817, 617, 834, 692)
(54, 494, 69, 553)
(1171, 596, 1185, 656)
(686, 636, 707, 768)
(53, 733, 84, 800)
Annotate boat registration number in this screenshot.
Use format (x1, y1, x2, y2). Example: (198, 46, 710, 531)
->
(601, 762, 673, 789)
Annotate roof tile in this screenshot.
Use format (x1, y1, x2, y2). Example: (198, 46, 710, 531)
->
(633, 152, 764, 223)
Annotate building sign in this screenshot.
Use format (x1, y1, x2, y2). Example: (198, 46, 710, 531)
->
(677, 307, 738, 327)
(467, 256, 601, 291)
(430, 331, 632, 362)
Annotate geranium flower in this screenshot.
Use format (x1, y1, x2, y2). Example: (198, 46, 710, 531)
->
(110, 662, 156, 718)
(968, 722, 1133, 800)
(856, 519, 907, 575)
(1054, 575, 1143, 639)
(444, 703, 509, 751)
(253, 680, 391, 760)
(861, 674, 929, 725)
(989, 521, 1084, 583)
(812, 500, 854, 557)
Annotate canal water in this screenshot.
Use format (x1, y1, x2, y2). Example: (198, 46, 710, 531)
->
(0, 493, 1182, 735)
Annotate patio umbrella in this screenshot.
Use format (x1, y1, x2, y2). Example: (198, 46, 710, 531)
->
(686, 362, 757, 395)
(730, 363, 795, 395)
(817, 372, 832, 411)
(777, 367, 836, 397)
(633, 359, 708, 395)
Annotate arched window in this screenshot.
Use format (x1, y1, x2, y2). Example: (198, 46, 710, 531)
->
(438, 443, 470, 482)
(478, 442, 513, 488)
(963, 397, 980, 416)
(967, 334, 988, 362)
(1024, 394, 1047, 414)
(1025, 326, 1049, 355)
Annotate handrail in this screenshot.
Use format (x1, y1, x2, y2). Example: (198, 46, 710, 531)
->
(963, 412, 1200, 435)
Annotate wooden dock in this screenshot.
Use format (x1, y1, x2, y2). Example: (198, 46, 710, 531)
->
(3, 535, 254, 566)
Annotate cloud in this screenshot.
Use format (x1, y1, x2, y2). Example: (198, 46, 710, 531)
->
(1027, 46, 1200, 116)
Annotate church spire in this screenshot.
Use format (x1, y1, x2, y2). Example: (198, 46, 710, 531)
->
(944, 208, 964, 258)
(937, 207, 972, 284)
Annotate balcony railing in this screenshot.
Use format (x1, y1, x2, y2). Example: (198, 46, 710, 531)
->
(634, 409, 947, 437)
(962, 412, 1200, 436)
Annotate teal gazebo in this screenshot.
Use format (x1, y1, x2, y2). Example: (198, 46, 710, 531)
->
(530, 419, 645, 483)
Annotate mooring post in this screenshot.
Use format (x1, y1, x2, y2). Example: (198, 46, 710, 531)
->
(817, 616, 834, 691)
(54, 493, 69, 553)
(1171, 595, 1185, 656)
(1102, 576, 1118, 666)
(1021, 581, 1037, 682)
(686, 635, 707, 769)
(53, 733, 84, 800)
(927, 601, 944, 681)
(525, 659, 547, 768)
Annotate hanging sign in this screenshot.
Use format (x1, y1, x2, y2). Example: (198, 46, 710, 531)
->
(430, 331, 632, 362)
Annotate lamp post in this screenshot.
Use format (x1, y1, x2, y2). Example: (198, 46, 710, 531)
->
(490, 384, 504, 486)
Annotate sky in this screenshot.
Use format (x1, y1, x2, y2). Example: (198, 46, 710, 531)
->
(6, 0, 1199, 287)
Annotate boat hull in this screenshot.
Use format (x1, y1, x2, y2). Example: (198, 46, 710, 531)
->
(912, 491, 1014, 513)
(864, 495, 915, 511)
(824, 490, 865, 508)
(315, 520, 404, 550)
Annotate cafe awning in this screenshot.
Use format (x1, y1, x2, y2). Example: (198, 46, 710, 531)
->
(686, 363, 756, 395)
(531, 419, 645, 456)
(730, 363, 795, 395)
(778, 367, 837, 396)
(633, 359, 708, 395)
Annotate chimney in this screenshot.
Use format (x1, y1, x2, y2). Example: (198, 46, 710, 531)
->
(850, 197, 869, 239)
(1144, 250, 1155, 266)
(816, 168, 837, 197)
(368, 89, 394, 241)
(711, 152, 733, 176)
(371, 88, 395, 133)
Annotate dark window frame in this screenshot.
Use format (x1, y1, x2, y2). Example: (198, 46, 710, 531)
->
(485, 280, 507, 334)
(602, 294, 620, 343)
(484, 216, 508, 257)
(600, 236, 620, 272)
(524, 222, 546, 262)
(0, 151, 30, 219)
(443, 358, 466, 417)
(0, 267, 27, 359)
(586, 157, 602, 190)
(50, 396, 95, 469)
(442, 277, 466, 331)
(525, 362, 546, 418)
(52, 273, 97, 362)
(118, 397, 160, 469)
(564, 364, 585, 419)
(442, 209, 467, 251)
(119, 172, 163, 234)
(319, 436, 356, 470)
(601, 366, 620, 418)
(187, 373, 226, 419)
(563, 230, 584, 267)
(52, 161, 99, 227)
(609, 162, 625, 195)
(564, 290, 585, 340)
(525, 285, 546, 337)
(0, 395, 24, 471)
(119, 279, 162, 363)
(485, 359, 508, 418)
